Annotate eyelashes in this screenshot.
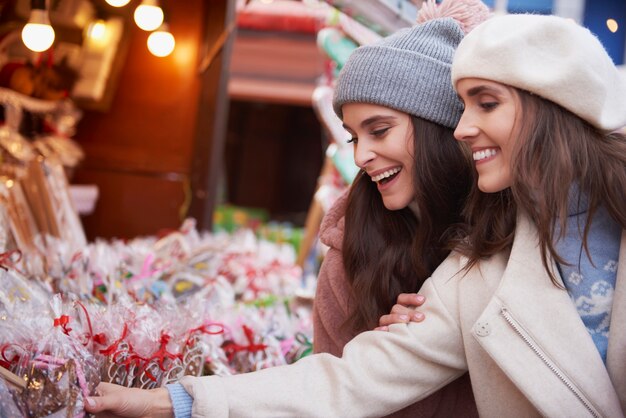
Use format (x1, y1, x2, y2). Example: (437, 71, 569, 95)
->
(480, 102, 498, 111)
(371, 128, 390, 137)
(346, 127, 391, 144)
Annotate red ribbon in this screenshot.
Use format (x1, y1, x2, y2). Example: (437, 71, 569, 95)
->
(222, 325, 267, 362)
(117, 347, 147, 375)
(0, 249, 21, 265)
(92, 333, 107, 345)
(184, 322, 225, 347)
(137, 333, 183, 382)
(0, 343, 23, 369)
(53, 315, 72, 335)
(99, 327, 146, 378)
(0, 250, 26, 276)
(74, 300, 100, 346)
(99, 324, 129, 357)
(146, 334, 183, 371)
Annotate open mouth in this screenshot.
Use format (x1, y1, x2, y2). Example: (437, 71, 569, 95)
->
(371, 167, 401, 184)
(473, 148, 498, 161)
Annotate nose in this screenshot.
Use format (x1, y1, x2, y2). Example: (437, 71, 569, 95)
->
(353, 140, 376, 169)
(454, 112, 479, 143)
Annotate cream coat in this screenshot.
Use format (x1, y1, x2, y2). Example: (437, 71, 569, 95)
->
(181, 214, 626, 418)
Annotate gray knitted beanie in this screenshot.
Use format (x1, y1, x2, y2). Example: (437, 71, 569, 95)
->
(332, 17, 465, 129)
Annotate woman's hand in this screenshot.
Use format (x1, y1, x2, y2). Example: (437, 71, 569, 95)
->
(84, 382, 174, 418)
(375, 293, 425, 331)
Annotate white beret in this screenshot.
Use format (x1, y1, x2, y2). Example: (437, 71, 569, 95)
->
(452, 14, 626, 131)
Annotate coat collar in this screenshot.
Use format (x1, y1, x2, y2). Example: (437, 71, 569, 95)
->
(607, 230, 626, 411)
(472, 214, 625, 417)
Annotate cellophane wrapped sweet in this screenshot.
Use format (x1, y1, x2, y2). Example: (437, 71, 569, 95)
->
(0, 219, 314, 416)
(1, 293, 100, 417)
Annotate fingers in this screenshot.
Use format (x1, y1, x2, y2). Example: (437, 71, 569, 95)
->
(97, 382, 123, 396)
(84, 383, 128, 415)
(375, 294, 427, 330)
(85, 394, 106, 414)
(378, 310, 424, 327)
(86, 383, 172, 418)
(378, 314, 394, 331)
(396, 293, 425, 307)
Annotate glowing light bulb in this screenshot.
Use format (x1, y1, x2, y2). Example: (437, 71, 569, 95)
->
(105, 0, 131, 6)
(147, 24, 175, 57)
(87, 20, 107, 41)
(134, 0, 164, 31)
(21, 9, 55, 52)
(607, 19, 619, 33)
(85, 19, 108, 49)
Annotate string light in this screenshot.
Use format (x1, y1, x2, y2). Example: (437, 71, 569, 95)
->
(147, 23, 175, 57)
(134, 0, 164, 31)
(21, 0, 55, 52)
(87, 20, 107, 41)
(85, 19, 109, 50)
(607, 19, 619, 33)
(105, 0, 131, 6)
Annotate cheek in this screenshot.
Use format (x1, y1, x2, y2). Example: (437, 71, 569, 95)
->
(500, 117, 519, 155)
(499, 142, 516, 175)
(401, 171, 417, 202)
(400, 160, 415, 189)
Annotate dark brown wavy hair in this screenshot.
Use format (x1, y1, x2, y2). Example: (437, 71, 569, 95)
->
(342, 115, 474, 333)
(456, 89, 626, 284)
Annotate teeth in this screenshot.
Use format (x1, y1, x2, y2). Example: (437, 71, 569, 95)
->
(371, 167, 401, 182)
(473, 148, 497, 161)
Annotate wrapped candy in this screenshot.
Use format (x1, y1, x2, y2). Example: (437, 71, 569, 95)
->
(0, 216, 315, 398)
(94, 299, 187, 389)
(0, 377, 24, 417)
(14, 295, 99, 418)
(22, 357, 87, 418)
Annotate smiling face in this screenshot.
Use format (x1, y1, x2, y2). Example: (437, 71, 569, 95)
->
(342, 103, 415, 211)
(454, 78, 521, 193)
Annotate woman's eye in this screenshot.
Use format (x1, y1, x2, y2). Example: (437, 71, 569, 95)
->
(347, 137, 357, 144)
(371, 128, 390, 137)
(480, 102, 498, 111)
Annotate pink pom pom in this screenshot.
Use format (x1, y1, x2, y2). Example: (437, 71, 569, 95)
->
(416, 0, 492, 34)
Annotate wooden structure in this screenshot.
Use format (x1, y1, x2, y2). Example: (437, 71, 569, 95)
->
(73, 0, 236, 239)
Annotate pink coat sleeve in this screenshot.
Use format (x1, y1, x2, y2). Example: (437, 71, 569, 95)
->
(313, 245, 353, 357)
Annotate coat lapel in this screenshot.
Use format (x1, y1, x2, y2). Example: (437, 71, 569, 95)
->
(472, 215, 623, 417)
(606, 230, 626, 410)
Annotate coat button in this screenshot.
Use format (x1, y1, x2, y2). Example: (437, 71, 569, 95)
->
(475, 321, 491, 337)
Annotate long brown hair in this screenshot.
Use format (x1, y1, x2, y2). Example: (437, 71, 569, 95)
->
(457, 89, 626, 283)
(342, 115, 473, 333)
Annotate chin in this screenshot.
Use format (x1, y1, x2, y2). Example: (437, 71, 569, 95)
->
(382, 198, 411, 211)
(477, 180, 510, 194)
(478, 185, 498, 194)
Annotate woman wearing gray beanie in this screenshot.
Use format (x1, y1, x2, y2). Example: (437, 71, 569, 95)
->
(311, 2, 495, 418)
(312, 1, 488, 417)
